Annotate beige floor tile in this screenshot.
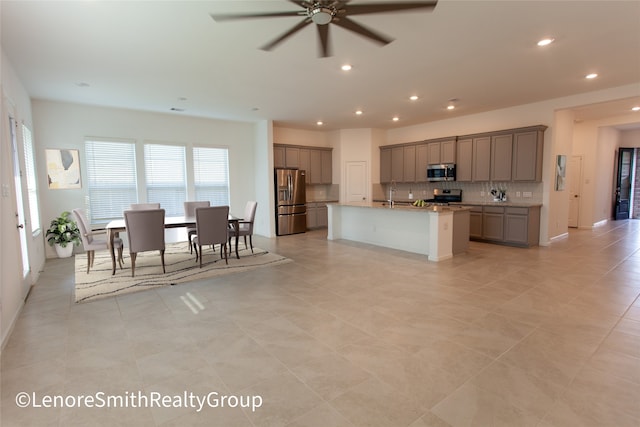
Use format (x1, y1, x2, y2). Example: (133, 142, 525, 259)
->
(290, 352, 372, 401)
(470, 361, 558, 419)
(4, 223, 640, 426)
(284, 402, 355, 427)
(330, 377, 424, 427)
(432, 383, 541, 427)
(241, 371, 324, 427)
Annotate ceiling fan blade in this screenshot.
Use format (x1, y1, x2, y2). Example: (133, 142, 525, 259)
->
(211, 11, 302, 22)
(260, 18, 311, 51)
(343, 1, 438, 15)
(332, 16, 393, 45)
(317, 24, 332, 58)
(288, 0, 314, 8)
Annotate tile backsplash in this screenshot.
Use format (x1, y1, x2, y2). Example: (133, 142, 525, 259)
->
(382, 181, 543, 204)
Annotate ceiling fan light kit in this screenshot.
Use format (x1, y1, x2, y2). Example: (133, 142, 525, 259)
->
(211, 0, 438, 57)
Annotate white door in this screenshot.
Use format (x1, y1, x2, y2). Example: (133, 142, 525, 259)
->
(568, 155, 582, 228)
(9, 116, 30, 281)
(345, 161, 368, 203)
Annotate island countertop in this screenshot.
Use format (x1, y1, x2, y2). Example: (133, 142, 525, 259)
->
(327, 202, 470, 261)
(330, 201, 471, 213)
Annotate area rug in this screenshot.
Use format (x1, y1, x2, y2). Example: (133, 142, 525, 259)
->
(74, 242, 291, 303)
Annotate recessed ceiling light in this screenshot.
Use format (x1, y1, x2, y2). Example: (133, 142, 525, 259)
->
(447, 105, 455, 110)
(585, 73, 598, 79)
(537, 38, 555, 47)
(392, 117, 399, 122)
(341, 64, 352, 71)
(316, 121, 324, 126)
(632, 106, 640, 112)
(409, 95, 419, 101)
(355, 110, 363, 115)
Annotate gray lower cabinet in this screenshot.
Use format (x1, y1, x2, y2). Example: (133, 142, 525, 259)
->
(482, 206, 505, 241)
(504, 206, 541, 246)
(468, 206, 483, 239)
(306, 202, 328, 229)
(463, 204, 540, 247)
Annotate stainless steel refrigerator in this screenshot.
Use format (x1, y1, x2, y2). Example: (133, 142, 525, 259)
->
(275, 168, 306, 236)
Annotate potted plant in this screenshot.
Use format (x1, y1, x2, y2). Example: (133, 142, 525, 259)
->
(46, 211, 81, 258)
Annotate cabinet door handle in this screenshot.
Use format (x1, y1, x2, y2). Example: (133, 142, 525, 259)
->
(17, 224, 24, 229)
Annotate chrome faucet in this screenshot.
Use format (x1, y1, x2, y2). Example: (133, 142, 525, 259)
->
(388, 180, 396, 207)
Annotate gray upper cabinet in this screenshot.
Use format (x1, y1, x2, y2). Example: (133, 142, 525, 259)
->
(491, 134, 513, 181)
(379, 124, 546, 184)
(428, 139, 456, 164)
(456, 138, 473, 182)
(441, 140, 456, 164)
(309, 149, 322, 184)
(391, 146, 404, 182)
(274, 144, 332, 184)
(299, 148, 310, 175)
(380, 148, 392, 183)
(274, 146, 285, 168)
(513, 129, 544, 181)
(321, 149, 332, 184)
(403, 145, 416, 182)
(472, 137, 491, 182)
(415, 143, 429, 182)
(285, 147, 299, 168)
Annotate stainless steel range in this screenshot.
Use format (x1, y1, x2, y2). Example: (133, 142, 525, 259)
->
(423, 188, 462, 205)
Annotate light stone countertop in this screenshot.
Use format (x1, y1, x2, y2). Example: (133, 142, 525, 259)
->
(330, 201, 471, 213)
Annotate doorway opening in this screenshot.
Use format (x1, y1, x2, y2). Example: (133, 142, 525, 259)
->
(614, 147, 635, 220)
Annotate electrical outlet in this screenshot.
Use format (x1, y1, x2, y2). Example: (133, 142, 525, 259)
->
(480, 191, 485, 197)
(523, 191, 532, 198)
(516, 191, 521, 197)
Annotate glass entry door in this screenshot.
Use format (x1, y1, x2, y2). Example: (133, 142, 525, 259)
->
(614, 148, 635, 220)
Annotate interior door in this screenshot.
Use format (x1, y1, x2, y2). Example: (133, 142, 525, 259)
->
(614, 148, 634, 220)
(345, 161, 367, 203)
(568, 156, 582, 228)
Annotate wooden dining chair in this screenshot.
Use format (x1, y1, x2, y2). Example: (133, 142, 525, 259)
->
(228, 201, 257, 253)
(123, 208, 166, 277)
(73, 208, 124, 274)
(193, 206, 229, 267)
(183, 201, 210, 253)
(130, 203, 160, 210)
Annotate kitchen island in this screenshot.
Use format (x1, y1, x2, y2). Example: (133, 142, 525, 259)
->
(327, 202, 470, 261)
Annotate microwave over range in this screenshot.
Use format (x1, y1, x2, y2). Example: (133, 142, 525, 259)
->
(427, 164, 456, 182)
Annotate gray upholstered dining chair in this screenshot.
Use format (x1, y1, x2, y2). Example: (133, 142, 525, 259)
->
(193, 206, 229, 267)
(228, 201, 257, 253)
(123, 208, 166, 277)
(183, 201, 210, 253)
(73, 208, 124, 274)
(130, 203, 160, 210)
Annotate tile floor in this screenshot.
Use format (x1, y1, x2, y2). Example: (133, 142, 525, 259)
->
(1, 222, 640, 426)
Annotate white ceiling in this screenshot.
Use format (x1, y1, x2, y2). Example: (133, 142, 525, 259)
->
(2, 0, 640, 131)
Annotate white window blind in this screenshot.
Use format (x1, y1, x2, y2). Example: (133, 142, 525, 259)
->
(22, 124, 41, 232)
(144, 144, 186, 216)
(193, 146, 230, 206)
(85, 140, 138, 223)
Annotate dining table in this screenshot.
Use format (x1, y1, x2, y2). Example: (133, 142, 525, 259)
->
(106, 215, 241, 275)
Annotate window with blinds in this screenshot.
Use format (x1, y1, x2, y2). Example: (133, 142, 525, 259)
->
(144, 144, 187, 216)
(22, 124, 41, 233)
(193, 146, 230, 206)
(85, 140, 138, 223)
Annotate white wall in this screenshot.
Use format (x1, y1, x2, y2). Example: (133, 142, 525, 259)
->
(32, 100, 264, 257)
(1, 51, 46, 349)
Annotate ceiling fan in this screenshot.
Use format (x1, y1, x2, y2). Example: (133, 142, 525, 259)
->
(210, 1, 438, 58)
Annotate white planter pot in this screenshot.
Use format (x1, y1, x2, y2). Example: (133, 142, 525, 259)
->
(54, 243, 74, 258)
